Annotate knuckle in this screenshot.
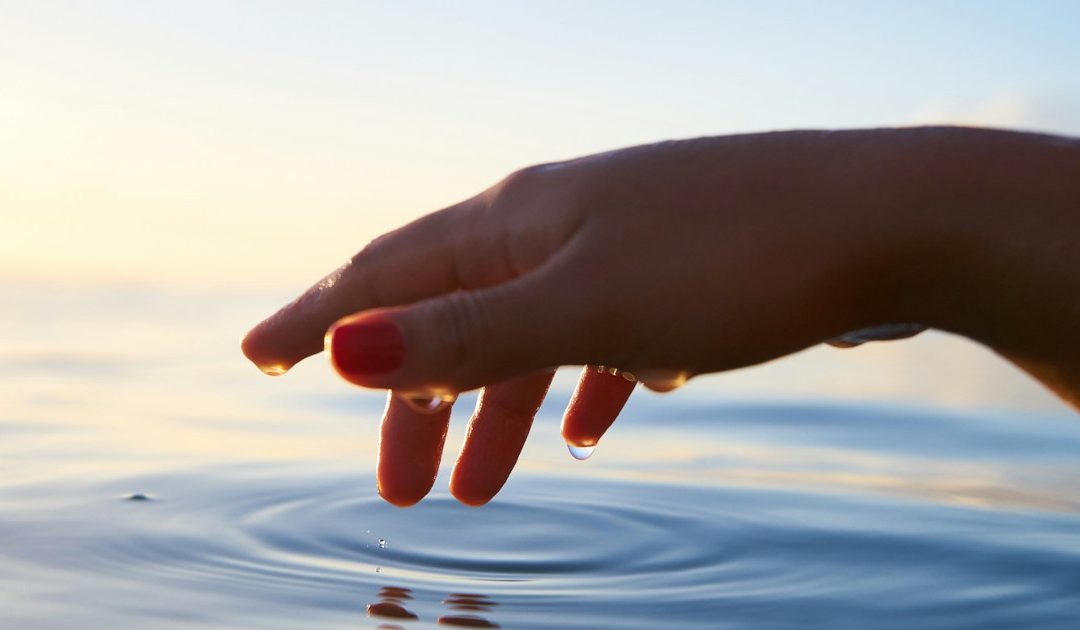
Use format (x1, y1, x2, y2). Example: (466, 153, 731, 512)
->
(346, 236, 400, 308)
(349, 232, 391, 266)
(430, 291, 490, 377)
(489, 163, 551, 207)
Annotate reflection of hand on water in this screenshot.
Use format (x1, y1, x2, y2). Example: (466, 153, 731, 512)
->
(367, 586, 498, 628)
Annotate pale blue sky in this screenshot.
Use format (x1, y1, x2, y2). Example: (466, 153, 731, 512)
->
(2, 0, 1078, 285)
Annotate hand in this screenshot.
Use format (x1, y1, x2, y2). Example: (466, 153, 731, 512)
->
(242, 127, 1080, 506)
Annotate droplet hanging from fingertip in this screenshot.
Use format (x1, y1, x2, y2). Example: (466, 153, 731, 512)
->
(640, 370, 690, 393)
(566, 442, 596, 460)
(258, 363, 289, 376)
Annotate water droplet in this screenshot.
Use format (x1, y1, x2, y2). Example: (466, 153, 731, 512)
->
(398, 390, 457, 414)
(378, 538, 387, 549)
(827, 323, 928, 349)
(566, 443, 596, 460)
(258, 363, 288, 376)
(639, 370, 690, 393)
(591, 365, 637, 382)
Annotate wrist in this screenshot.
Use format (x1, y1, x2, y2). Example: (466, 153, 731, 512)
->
(872, 127, 1080, 351)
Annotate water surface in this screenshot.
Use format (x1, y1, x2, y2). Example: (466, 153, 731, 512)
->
(2, 283, 1079, 628)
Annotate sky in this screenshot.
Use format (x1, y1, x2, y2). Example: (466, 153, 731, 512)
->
(2, 0, 1079, 288)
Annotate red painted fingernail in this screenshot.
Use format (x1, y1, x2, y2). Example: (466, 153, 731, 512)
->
(330, 318, 405, 375)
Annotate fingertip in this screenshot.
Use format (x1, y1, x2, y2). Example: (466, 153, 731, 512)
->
(448, 463, 502, 507)
(377, 463, 436, 507)
(377, 486, 426, 508)
(448, 478, 493, 507)
(560, 366, 636, 448)
(560, 426, 599, 449)
(240, 325, 294, 376)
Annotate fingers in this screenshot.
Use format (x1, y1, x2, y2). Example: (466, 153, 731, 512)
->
(449, 370, 556, 506)
(561, 366, 637, 452)
(326, 264, 583, 394)
(380, 364, 647, 507)
(242, 198, 493, 375)
(242, 165, 584, 377)
(377, 391, 453, 507)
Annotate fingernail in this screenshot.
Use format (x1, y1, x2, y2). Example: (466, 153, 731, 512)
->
(329, 318, 405, 376)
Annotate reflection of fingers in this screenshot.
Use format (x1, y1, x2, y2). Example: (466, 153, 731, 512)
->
(377, 392, 453, 507)
(560, 366, 637, 451)
(449, 370, 556, 506)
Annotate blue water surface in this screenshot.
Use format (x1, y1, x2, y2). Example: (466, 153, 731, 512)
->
(1, 283, 1079, 629)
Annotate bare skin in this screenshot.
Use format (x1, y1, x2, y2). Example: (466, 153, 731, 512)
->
(242, 126, 1080, 506)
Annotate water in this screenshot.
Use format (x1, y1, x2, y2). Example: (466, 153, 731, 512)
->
(2, 282, 1080, 628)
(565, 444, 596, 460)
(399, 392, 459, 415)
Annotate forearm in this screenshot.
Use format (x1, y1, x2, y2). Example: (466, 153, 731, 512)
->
(639, 127, 1080, 404)
(885, 127, 1080, 406)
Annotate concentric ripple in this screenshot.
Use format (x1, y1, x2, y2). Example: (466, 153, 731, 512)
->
(3, 463, 1080, 629)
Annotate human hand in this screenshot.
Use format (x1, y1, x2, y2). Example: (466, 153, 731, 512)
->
(242, 127, 1080, 506)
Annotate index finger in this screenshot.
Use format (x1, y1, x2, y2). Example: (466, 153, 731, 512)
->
(241, 199, 487, 374)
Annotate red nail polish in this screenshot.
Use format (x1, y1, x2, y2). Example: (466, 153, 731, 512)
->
(330, 319, 405, 375)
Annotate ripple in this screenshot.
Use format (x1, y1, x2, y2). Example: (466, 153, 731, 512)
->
(4, 466, 1080, 629)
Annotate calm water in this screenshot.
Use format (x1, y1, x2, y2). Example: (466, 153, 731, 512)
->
(2, 283, 1080, 629)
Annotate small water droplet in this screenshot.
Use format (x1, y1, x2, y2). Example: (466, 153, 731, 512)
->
(827, 323, 928, 349)
(640, 370, 690, 393)
(378, 538, 387, 549)
(258, 363, 288, 376)
(591, 365, 637, 382)
(566, 443, 595, 460)
(398, 390, 457, 414)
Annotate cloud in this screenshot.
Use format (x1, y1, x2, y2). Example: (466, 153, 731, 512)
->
(910, 92, 1080, 136)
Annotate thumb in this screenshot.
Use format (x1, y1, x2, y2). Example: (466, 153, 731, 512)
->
(325, 271, 583, 393)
